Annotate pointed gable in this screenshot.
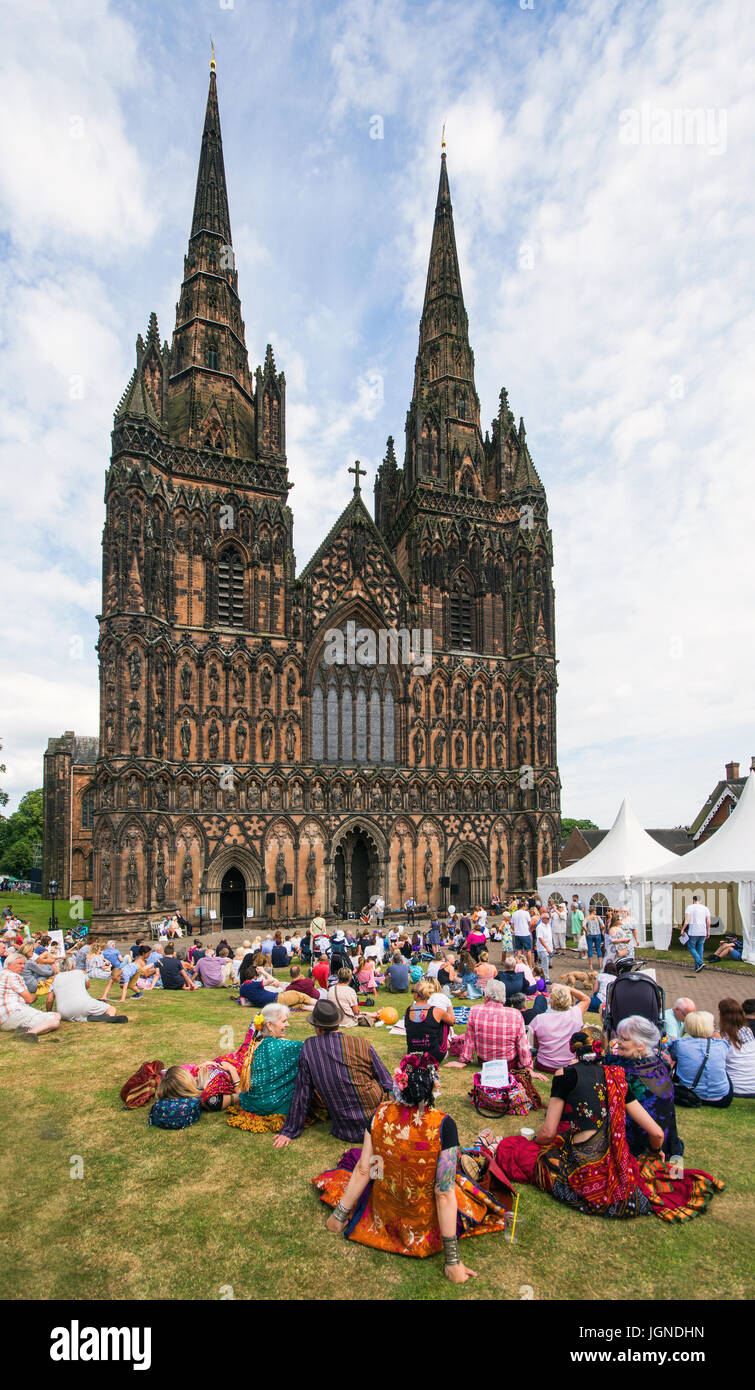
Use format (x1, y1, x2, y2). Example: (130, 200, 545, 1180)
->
(297, 491, 414, 638)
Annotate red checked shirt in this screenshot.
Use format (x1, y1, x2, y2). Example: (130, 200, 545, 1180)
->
(459, 1000, 532, 1069)
(0, 969, 27, 1022)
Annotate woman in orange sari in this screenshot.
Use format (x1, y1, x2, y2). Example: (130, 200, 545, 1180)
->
(313, 1052, 511, 1283)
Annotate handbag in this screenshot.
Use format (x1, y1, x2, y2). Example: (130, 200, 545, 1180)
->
(673, 1039, 711, 1108)
(470, 1072, 533, 1118)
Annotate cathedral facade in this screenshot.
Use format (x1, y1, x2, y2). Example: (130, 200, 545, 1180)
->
(77, 63, 560, 935)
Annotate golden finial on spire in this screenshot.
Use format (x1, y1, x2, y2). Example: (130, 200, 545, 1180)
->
(210, 37, 216, 73)
(441, 121, 446, 152)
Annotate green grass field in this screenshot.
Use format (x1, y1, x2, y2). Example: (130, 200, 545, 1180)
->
(2, 973, 752, 1302)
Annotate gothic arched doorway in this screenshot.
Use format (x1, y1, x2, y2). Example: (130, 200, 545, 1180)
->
(330, 821, 384, 917)
(220, 868, 246, 929)
(351, 838, 370, 913)
(453, 859, 472, 909)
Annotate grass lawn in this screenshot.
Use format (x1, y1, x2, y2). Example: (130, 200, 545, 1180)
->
(2, 974, 752, 1303)
(2, 894, 92, 935)
(561, 937, 754, 974)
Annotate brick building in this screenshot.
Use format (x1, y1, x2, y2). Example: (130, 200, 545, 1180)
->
(688, 758, 755, 845)
(44, 62, 561, 936)
(42, 733, 98, 901)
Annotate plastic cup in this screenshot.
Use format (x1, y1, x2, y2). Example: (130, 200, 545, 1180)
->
(520, 1126, 535, 1140)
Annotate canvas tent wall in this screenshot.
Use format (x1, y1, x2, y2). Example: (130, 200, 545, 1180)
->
(644, 772, 755, 961)
(537, 799, 680, 944)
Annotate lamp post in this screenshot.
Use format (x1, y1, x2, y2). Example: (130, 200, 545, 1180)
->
(48, 878, 58, 932)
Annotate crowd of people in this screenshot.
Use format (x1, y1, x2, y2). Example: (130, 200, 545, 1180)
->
(2, 894, 752, 1285)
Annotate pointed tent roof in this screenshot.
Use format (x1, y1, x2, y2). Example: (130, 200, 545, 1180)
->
(540, 798, 680, 886)
(645, 772, 755, 881)
(191, 67, 232, 244)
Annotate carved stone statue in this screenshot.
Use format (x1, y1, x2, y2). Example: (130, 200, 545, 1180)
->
(180, 719, 191, 760)
(496, 839, 505, 885)
(153, 710, 166, 758)
(290, 782, 303, 809)
(475, 733, 485, 766)
(453, 685, 464, 716)
(101, 777, 113, 808)
(126, 776, 141, 807)
(235, 722, 248, 761)
(208, 664, 220, 704)
(515, 688, 527, 718)
(247, 782, 261, 809)
(537, 724, 549, 763)
(412, 728, 424, 762)
(542, 842, 551, 875)
(275, 850, 286, 895)
(232, 666, 246, 703)
(105, 703, 116, 751)
(351, 783, 362, 810)
(305, 845, 317, 895)
(494, 732, 505, 768)
(127, 702, 142, 754)
(181, 850, 193, 898)
(101, 851, 112, 905)
(125, 848, 139, 905)
(201, 781, 215, 809)
(494, 687, 504, 719)
(260, 667, 273, 705)
(154, 847, 167, 904)
(261, 724, 273, 760)
(128, 649, 142, 689)
(371, 785, 383, 810)
(207, 720, 220, 759)
(180, 663, 192, 701)
(474, 687, 485, 719)
(433, 730, 445, 763)
(409, 784, 421, 811)
(446, 784, 457, 809)
(390, 784, 402, 809)
(536, 689, 548, 718)
(155, 778, 168, 809)
(463, 784, 475, 809)
(269, 782, 282, 809)
(454, 733, 464, 766)
(285, 725, 296, 761)
(433, 684, 444, 715)
(397, 845, 407, 894)
(154, 653, 166, 696)
(428, 784, 439, 810)
(178, 782, 191, 808)
(412, 683, 422, 714)
(332, 784, 344, 810)
(479, 785, 490, 809)
(286, 668, 297, 706)
(424, 844, 433, 893)
(516, 725, 527, 764)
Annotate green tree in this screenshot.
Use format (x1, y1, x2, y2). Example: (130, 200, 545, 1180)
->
(0, 789, 43, 877)
(561, 817, 599, 837)
(0, 738, 9, 809)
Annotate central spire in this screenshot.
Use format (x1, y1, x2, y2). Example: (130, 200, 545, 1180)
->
(190, 61, 232, 245)
(404, 150, 484, 490)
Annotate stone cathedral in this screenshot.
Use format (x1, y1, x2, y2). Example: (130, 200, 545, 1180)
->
(45, 62, 560, 935)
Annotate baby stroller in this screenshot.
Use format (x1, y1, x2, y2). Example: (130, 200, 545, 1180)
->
(68, 922, 89, 946)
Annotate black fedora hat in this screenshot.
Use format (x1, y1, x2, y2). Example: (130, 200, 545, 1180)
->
(309, 999, 342, 1030)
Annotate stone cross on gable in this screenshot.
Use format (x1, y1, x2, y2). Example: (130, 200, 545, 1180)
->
(348, 459, 366, 494)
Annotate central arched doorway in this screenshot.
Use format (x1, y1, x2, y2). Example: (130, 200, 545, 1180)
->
(330, 820, 385, 917)
(220, 868, 246, 929)
(453, 859, 472, 910)
(351, 837, 370, 912)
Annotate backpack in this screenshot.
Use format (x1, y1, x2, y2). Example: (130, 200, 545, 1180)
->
(120, 1059, 165, 1109)
(603, 969, 665, 1037)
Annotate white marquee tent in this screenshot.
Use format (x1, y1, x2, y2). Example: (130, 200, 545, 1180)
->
(643, 772, 755, 961)
(537, 798, 680, 944)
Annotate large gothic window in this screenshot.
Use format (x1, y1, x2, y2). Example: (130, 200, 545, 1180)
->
(309, 666, 396, 765)
(217, 547, 244, 626)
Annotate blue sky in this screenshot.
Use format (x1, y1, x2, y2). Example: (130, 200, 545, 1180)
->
(1, 0, 753, 825)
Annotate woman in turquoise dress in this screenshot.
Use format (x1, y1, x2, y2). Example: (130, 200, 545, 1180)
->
(227, 1003, 304, 1133)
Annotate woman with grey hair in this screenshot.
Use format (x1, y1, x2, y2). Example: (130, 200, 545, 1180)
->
(607, 1014, 683, 1157)
(227, 1002, 305, 1133)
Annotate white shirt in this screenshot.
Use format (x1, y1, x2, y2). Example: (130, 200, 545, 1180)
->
(535, 921, 553, 952)
(374, 898, 385, 915)
(364, 941, 384, 962)
(511, 909, 531, 935)
(477, 909, 488, 928)
(685, 903, 710, 936)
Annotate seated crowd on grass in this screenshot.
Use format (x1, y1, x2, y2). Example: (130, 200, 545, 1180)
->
(1, 895, 753, 1284)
